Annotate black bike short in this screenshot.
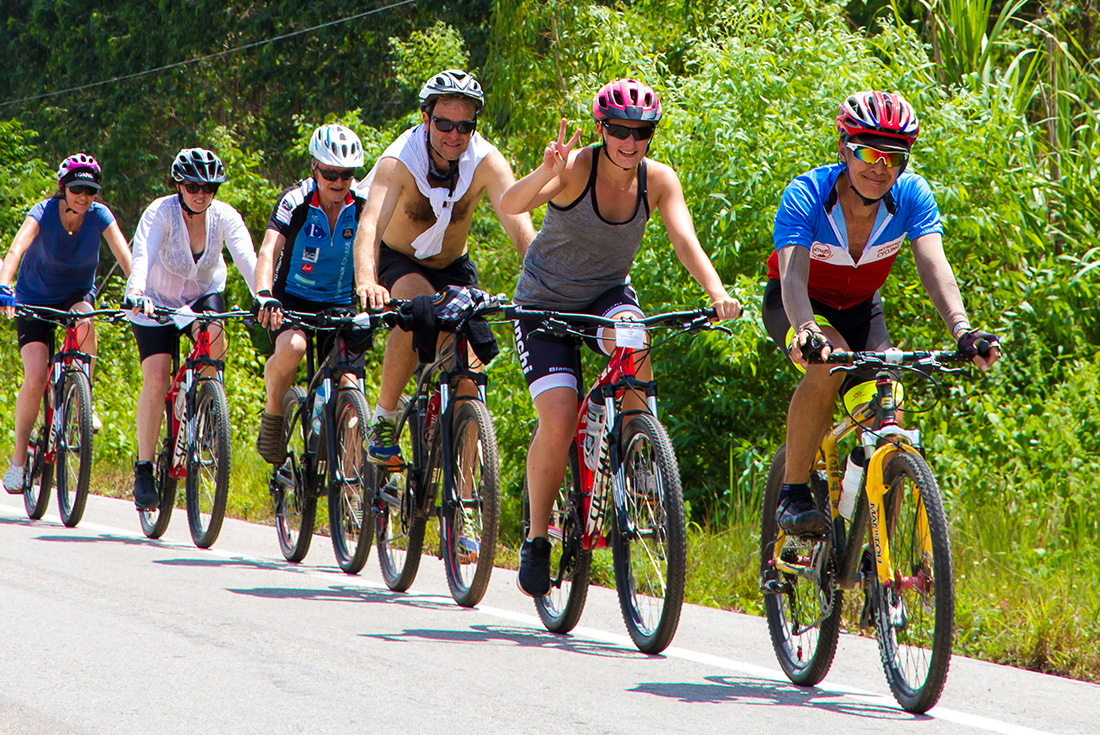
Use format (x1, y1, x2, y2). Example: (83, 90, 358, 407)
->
(15, 291, 96, 349)
(761, 278, 891, 358)
(268, 290, 367, 360)
(513, 284, 643, 399)
(131, 293, 224, 363)
(377, 242, 479, 293)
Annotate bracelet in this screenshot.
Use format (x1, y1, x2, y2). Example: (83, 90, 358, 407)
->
(951, 322, 972, 339)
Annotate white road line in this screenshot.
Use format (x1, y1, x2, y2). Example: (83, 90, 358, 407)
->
(3, 506, 1066, 735)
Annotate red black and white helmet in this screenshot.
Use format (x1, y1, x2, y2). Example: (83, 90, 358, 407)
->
(57, 153, 102, 190)
(171, 148, 226, 184)
(592, 78, 662, 123)
(836, 91, 919, 147)
(418, 69, 484, 113)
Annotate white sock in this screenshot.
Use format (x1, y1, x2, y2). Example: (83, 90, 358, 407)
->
(373, 406, 398, 423)
(8, 461, 23, 471)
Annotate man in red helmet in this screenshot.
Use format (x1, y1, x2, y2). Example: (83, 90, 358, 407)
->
(763, 90, 1001, 536)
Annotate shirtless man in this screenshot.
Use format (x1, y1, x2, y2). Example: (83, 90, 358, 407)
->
(354, 69, 535, 466)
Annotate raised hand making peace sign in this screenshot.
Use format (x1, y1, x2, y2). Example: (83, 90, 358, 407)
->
(543, 117, 583, 176)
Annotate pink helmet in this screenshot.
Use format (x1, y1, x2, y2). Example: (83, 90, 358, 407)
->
(592, 78, 662, 123)
(836, 91, 919, 147)
(57, 153, 102, 188)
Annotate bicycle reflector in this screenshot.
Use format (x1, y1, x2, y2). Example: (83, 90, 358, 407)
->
(843, 380, 905, 415)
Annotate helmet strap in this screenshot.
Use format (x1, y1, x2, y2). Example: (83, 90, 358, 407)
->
(600, 142, 637, 172)
(424, 129, 459, 195)
(177, 189, 209, 217)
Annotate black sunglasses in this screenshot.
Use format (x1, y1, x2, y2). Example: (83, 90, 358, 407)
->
(67, 185, 98, 196)
(602, 121, 656, 141)
(182, 182, 220, 195)
(315, 166, 355, 182)
(430, 115, 477, 135)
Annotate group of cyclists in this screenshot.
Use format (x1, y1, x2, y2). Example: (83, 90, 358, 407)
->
(0, 69, 1000, 599)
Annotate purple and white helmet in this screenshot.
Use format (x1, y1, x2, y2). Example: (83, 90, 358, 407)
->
(57, 153, 102, 189)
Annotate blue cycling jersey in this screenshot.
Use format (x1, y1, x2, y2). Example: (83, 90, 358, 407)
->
(768, 164, 942, 310)
(268, 178, 365, 304)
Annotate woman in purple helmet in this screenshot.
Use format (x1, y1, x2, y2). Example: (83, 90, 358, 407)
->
(0, 153, 132, 494)
(501, 78, 741, 597)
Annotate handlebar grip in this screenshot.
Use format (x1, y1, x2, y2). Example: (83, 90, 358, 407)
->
(801, 334, 827, 363)
(976, 339, 991, 358)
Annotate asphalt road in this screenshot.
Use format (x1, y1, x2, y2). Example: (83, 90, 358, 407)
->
(1, 491, 1096, 735)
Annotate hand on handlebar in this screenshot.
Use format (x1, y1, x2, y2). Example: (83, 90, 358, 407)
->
(0, 285, 15, 318)
(123, 293, 155, 318)
(357, 282, 390, 313)
(711, 295, 742, 321)
(956, 329, 1001, 371)
(252, 289, 283, 330)
(790, 325, 832, 368)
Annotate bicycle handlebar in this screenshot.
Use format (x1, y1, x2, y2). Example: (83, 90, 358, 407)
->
(15, 305, 125, 323)
(810, 347, 978, 367)
(278, 308, 396, 332)
(501, 305, 722, 333)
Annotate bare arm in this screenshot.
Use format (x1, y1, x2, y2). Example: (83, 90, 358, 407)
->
(499, 118, 582, 216)
(651, 163, 741, 320)
(103, 221, 132, 278)
(482, 149, 536, 258)
(353, 159, 405, 310)
(0, 215, 39, 287)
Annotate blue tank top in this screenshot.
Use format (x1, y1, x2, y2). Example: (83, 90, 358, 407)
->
(15, 198, 116, 304)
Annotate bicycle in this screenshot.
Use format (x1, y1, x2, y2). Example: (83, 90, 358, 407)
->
(136, 306, 250, 548)
(507, 306, 728, 654)
(270, 308, 386, 572)
(760, 345, 987, 713)
(17, 305, 122, 527)
(370, 291, 503, 607)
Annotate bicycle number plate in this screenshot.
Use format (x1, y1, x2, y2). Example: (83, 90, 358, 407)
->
(615, 323, 645, 350)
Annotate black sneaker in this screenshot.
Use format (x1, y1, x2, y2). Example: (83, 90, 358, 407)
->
(517, 537, 552, 598)
(133, 461, 159, 511)
(776, 483, 829, 536)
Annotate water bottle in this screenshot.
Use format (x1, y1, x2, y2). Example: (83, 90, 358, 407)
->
(173, 387, 187, 423)
(838, 445, 866, 520)
(583, 400, 605, 470)
(310, 380, 330, 449)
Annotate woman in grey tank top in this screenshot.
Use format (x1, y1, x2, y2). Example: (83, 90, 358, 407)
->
(499, 78, 741, 598)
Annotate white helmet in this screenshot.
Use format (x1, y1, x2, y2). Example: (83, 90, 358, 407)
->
(308, 124, 364, 168)
(418, 69, 484, 112)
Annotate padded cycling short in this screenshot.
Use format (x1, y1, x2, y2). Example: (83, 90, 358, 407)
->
(131, 293, 224, 363)
(15, 291, 96, 349)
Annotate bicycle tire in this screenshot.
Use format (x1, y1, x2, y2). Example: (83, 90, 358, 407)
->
(374, 396, 428, 591)
(140, 405, 178, 539)
(872, 451, 954, 713)
(274, 386, 317, 563)
(442, 400, 500, 607)
(611, 413, 687, 654)
(760, 444, 842, 685)
(328, 388, 374, 574)
(23, 393, 54, 520)
(524, 430, 591, 634)
(55, 371, 93, 527)
(185, 380, 231, 549)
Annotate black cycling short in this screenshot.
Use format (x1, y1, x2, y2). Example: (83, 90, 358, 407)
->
(513, 284, 643, 398)
(377, 242, 479, 293)
(268, 290, 366, 361)
(131, 293, 225, 363)
(761, 278, 891, 358)
(15, 291, 96, 349)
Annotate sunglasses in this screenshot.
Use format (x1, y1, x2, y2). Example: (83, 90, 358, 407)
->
(602, 122, 656, 141)
(67, 185, 98, 196)
(315, 166, 355, 182)
(430, 115, 477, 135)
(182, 182, 220, 195)
(845, 142, 908, 168)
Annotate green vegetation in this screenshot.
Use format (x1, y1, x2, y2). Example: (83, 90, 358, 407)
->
(2, 0, 1098, 682)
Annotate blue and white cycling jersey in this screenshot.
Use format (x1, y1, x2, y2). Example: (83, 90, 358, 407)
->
(767, 164, 943, 310)
(268, 178, 365, 304)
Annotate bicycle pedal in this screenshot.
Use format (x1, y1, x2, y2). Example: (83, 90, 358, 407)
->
(761, 578, 792, 595)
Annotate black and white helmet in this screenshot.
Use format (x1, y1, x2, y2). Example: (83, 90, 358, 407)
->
(308, 124, 364, 168)
(171, 148, 226, 183)
(418, 69, 484, 113)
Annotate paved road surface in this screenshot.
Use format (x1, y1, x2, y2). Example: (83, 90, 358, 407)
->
(1, 492, 1096, 734)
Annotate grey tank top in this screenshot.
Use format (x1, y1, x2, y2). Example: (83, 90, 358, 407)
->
(514, 145, 650, 309)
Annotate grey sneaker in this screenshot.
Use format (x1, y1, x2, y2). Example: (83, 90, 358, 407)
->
(256, 412, 286, 465)
(4, 463, 26, 495)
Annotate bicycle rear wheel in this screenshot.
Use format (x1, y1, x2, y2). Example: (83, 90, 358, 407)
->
(185, 380, 231, 549)
(55, 371, 93, 527)
(140, 406, 178, 539)
(524, 430, 590, 634)
(374, 396, 428, 591)
(611, 413, 686, 654)
(872, 451, 954, 713)
(274, 387, 317, 563)
(329, 388, 374, 574)
(23, 393, 54, 520)
(442, 400, 500, 607)
(760, 444, 841, 686)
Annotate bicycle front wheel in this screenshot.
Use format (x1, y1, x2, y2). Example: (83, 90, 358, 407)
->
(760, 444, 841, 686)
(611, 413, 686, 654)
(140, 405, 178, 539)
(24, 393, 54, 520)
(524, 430, 590, 634)
(374, 396, 427, 591)
(274, 387, 317, 563)
(185, 380, 231, 549)
(872, 451, 954, 713)
(55, 371, 93, 527)
(442, 400, 500, 607)
(329, 388, 374, 574)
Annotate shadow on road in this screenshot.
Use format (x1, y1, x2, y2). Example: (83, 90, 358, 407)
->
(225, 583, 459, 612)
(361, 623, 647, 659)
(631, 674, 919, 720)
